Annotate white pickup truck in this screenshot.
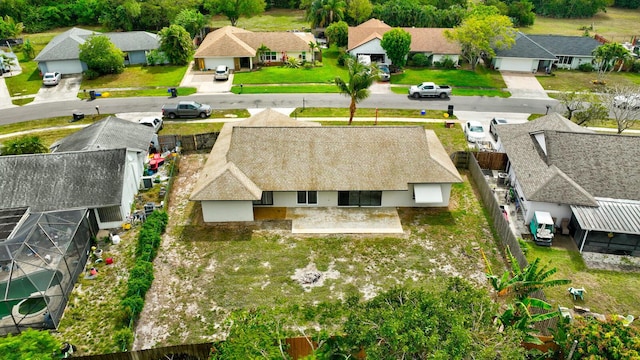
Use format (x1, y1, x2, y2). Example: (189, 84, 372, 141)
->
(409, 82, 452, 99)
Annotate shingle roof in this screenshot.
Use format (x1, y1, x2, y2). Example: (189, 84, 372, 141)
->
(194, 26, 315, 58)
(34, 28, 159, 61)
(526, 34, 601, 57)
(347, 19, 460, 54)
(494, 32, 556, 59)
(191, 109, 462, 201)
(0, 149, 126, 211)
(498, 113, 640, 206)
(50, 116, 156, 153)
(104, 31, 160, 52)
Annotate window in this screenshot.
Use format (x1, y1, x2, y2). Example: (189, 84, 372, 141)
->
(338, 191, 382, 206)
(297, 191, 317, 204)
(253, 191, 273, 205)
(262, 52, 277, 61)
(301, 52, 306, 60)
(557, 56, 573, 65)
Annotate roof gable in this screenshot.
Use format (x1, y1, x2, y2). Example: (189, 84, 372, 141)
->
(0, 149, 126, 211)
(50, 116, 156, 153)
(191, 162, 262, 201)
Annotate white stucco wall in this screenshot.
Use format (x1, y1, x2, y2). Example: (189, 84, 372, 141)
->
(383, 184, 452, 207)
(349, 39, 387, 63)
(494, 57, 537, 72)
(524, 201, 572, 227)
(202, 200, 254, 222)
(265, 191, 337, 207)
(203, 57, 235, 71)
(555, 56, 593, 70)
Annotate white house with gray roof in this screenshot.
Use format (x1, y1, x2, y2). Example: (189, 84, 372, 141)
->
(0, 148, 135, 229)
(34, 27, 160, 74)
(190, 109, 462, 223)
(493, 32, 602, 72)
(496, 113, 640, 255)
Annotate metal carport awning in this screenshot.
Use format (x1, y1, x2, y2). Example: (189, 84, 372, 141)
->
(413, 184, 443, 204)
(571, 198, 640, 235)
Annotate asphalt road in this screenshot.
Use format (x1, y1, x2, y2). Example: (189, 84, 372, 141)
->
(0, 93, 559, 125)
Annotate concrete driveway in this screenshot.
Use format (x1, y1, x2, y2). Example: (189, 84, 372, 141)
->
(180, 64, 233, 93)
(31, 74, 82, 104)
(500, 71, 549, 99)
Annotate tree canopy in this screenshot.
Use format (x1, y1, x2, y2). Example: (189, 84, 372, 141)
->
(0, 15, 24, 39)
(79, 34, 125, 76)
(204, 0, 267, 26)
(325, 20, 348, 47)
(0, 329, 61, 360)
(380, 28, 411, 69)
(158, 24, 194, 65)
(305, 0, 346, 28)
(445, 6, 516, 70)
(346, 0, 373, 25)
(172, 8, 206, 38)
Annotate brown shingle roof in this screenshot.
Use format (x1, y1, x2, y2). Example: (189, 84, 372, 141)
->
(191, 109, 462, 201)
(194, 26, 315, 58)
(347, 19, 460, 54)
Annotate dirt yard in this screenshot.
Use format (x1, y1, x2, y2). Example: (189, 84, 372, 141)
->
(132, 153, 502, 350)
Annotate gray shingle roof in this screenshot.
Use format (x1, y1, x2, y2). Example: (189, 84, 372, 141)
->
(34, 27, 159, 62)
(494, 32, 556, 59)
(0, 149, 126, 211)
(191, 109, 462, 201)
(497, 113, 595, 205)
(498, 113, 640, 206)
(50, 116, 156, 153)
(526, 34, 601, 57)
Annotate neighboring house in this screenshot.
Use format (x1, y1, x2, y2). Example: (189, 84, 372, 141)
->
(0, 149, 135, 229)
(190, 109, 462, 222)
(347, 19, 461, 66)
(493, 32, 601, 72)
(49, 115, 157, 227)
(34, 27, 160, 74)
(194, 26, 316, 71)
(496, 113, 640, 255)
(0, 48, 20, 74)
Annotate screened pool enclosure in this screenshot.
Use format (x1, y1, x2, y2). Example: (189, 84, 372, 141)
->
(0, 207, 96, 335)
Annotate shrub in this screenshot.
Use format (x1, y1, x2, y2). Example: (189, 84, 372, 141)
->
(411, 53, 431, 67)
(434, 57, 456, 69)
(83, 69, 100, 80)
(303, 62, 313, 70)
(631, 59, 640, 73)
(578, 63, 595, 72)
(113, 328, 134, 351)
(337, 51, 354, 67)
(284, 57, 301, 68)
(120, 295, 144, 322)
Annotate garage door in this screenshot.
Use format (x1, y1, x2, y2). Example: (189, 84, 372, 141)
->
(204, 58, 235, 71)
(46, 60, 84, 74)
(497, 58, 535, 72)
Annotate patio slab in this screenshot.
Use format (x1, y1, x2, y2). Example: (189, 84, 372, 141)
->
(287, 207, 404, 234)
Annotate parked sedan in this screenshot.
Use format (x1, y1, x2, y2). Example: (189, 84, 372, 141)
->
(613, 94, 640, 109)
(464, 121, 486, 143)
(214, 65, 229, 81)
(42, 72, 61, 86)
(377, 64, 390, 81)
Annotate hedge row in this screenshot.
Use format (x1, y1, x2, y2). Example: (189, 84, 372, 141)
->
(117, 211, 168, 350)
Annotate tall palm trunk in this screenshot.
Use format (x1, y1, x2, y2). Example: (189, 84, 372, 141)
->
(349, 99, 356, 125)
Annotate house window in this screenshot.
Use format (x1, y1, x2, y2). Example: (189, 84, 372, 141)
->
(124, 53, 130, 62)
(262, 52, 277, 61)
(338, 191, 382, 206)
(253, 191, 273, 205)
(297, 191, 317, 204)
(557, 56, 573, 65)
(301, 52, 306, 60)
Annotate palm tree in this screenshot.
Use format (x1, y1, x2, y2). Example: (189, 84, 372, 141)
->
(256, 44, 270, 66)
(308, 41, 319, 64)
(306, 0, 346, 29)
(335, 57, 377, 125)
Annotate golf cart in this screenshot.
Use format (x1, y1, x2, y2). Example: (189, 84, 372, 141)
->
(530, 211, 555, 246)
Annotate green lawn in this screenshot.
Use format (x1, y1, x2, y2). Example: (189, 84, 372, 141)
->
(390, 85, 510, 97)
(537, 70, 640, 92)
(80, 65, 188, 89)
(209, 9, 309, 31)
(392, 67, 506, 89)
(523, 238, 640, 317)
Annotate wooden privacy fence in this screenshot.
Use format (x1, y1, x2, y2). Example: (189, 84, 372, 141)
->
(457, 151, 558, 334)
(158, 132, 219, 152)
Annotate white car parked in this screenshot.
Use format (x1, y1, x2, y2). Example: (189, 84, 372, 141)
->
(42, 72, 61, 86)
(214, 65, 229, 81)
(614, 94, 640, 109)
(139, 117, 163, 132)
(464, 121, 486, 143)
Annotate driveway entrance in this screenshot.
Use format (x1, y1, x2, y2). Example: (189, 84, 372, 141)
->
(288, 207, 403, 234)
(500, 71, 549, 99)
(31, 74, 82, 104)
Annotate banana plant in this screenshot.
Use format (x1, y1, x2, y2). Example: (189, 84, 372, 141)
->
(497, 297, 560, 345)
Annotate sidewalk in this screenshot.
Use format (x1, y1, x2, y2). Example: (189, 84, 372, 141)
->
(0, 77, 17, 109)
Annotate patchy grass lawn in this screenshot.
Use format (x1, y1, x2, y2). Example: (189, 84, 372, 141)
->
(231, 84, 340, 94)
(537, 70, 640, 92)
(0, 114, 105, 136)
(523, 237, 640, 316)
(209, 9, 309, 31)
(390, 85, 510, 97)
(80, 65, 188, 89)
(522, 7, 640, 40)
(129, 154, 505, 349)
(392, 67, 506, 89)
